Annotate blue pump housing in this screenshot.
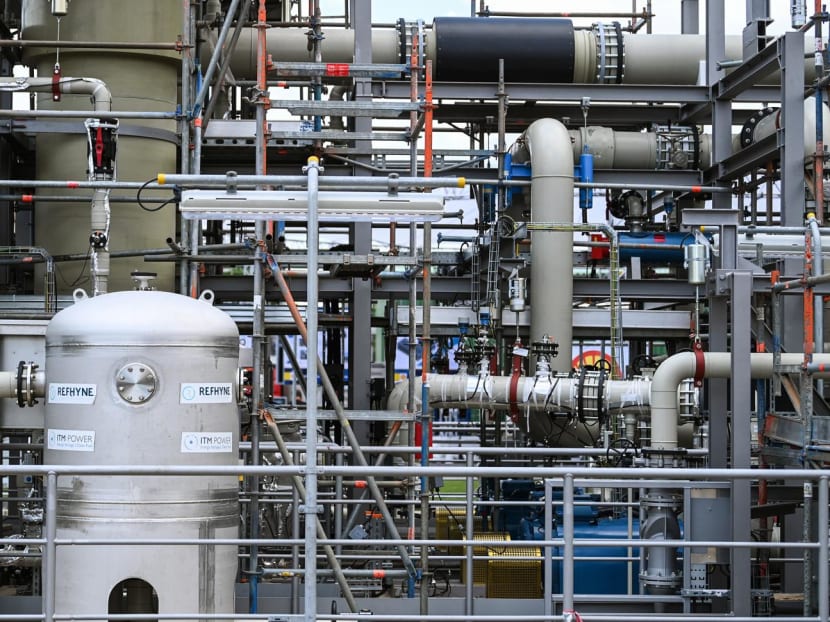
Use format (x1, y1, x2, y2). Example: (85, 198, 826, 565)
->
(552, 517, 641, 595)
(619, 231, 698, 262)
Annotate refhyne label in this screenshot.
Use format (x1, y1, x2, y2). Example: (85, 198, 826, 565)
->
(179, 382, 234, 404)
(181, 432, 234, 453)
(47, 429, 95, 452)
(48, 383, 96, 405)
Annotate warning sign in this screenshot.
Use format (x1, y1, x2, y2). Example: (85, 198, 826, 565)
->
(181, 432, 233, 453)
(47, 428, 95, 452)
(179, 383, 234, 404)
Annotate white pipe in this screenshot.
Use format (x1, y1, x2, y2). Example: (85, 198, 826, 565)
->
(651, 352, 830, 450)
(0, 77, 112, 113)
(90, 189, 110, 296)
(735, 96, 830, 160)
(510, 119, 574, 372)
(0, 369, 46, 401)
(388, 372, 651, 417)
(221, 28, 817, 86)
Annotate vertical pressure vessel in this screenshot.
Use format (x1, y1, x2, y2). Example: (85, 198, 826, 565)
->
(44, 290, 239, 619)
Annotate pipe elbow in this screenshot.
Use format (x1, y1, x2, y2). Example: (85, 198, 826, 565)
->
(60, 78, 113, 112)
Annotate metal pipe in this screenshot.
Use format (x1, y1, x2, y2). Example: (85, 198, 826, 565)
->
(819, 476, 829, 622)
(809, 216, 824, 395)
(563, 473, 575, 613)
(303, 154, 320, 622)
(468, 178, 733, 193)
(42, 471, 56, 622)
(419, 58, 434, 618)
(202, 0, 250, 130)
(158, 172, 465, 189)
(0, 109, 175, 119)
(259, 410, 357, 612)
(339, 420, 403, 538)
(0, 39, 187, 50)
(179, 0, 194, 296)
(189, 117, 203, 298)
(192, 0, 245, 116)
(248, 1, 269, 611)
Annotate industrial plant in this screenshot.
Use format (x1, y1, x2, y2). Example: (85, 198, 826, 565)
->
(1, 0, 830, 620)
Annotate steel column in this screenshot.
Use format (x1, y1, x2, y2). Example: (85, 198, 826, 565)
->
(730, 271, 753, 618)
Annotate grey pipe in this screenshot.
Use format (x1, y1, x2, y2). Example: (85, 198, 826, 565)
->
(510, 118, 574, 372)
(809, 217, 824, 395)
(651, 352, 830, 450)
(220, 26, 816, 86)
(193, 0, 244, 116)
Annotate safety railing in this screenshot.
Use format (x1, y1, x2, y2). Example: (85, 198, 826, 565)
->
(0, 459, 828, 622)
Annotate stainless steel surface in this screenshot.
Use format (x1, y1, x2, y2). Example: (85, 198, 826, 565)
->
(44, 290, 240, 618)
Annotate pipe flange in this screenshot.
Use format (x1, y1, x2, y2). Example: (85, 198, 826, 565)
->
(16, 360, 38, 408)
(641, 491, 683, 510)
(116, 362, 157, 404)
(739, 107, 775, 148)
(593, 22, 624, 84)
(401, 20, 426, 78)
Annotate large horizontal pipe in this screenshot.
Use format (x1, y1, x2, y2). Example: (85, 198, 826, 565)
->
(387, 372, 651, 417)
(217, 18, 816, 85)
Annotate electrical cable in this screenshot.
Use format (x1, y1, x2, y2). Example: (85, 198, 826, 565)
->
(136, 178, 178, 212)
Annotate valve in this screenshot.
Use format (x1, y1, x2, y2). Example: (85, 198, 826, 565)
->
(531, 336, 559, 361)
(85, 118, 118, 180)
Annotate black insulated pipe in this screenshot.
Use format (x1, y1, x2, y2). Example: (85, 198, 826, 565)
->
(432, 17, 575, 83)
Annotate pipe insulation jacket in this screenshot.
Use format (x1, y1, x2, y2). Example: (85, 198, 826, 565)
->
(387, 372, 651, 416)
(650, 352, 830, 451)
(219, 19, 816, 85)
(432, 18, 575, 83)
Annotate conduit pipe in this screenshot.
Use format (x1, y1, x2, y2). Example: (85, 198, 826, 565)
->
(651, 352, 830, 451)
(509, 118, 574, 373)
(218, 19, 817, 86)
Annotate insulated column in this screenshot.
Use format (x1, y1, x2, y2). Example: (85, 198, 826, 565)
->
(22, 0, 178, 292)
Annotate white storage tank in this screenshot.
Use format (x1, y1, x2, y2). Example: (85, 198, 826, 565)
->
(44, 290, 240, 620)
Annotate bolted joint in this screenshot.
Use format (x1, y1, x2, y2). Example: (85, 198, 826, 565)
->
(89, 231, 108, 249)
